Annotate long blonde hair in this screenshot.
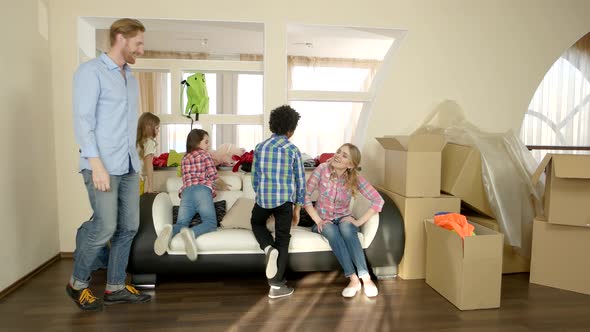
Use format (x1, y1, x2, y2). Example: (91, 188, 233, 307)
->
(136, 112, 160, 158)
(338, 143, 361, 195)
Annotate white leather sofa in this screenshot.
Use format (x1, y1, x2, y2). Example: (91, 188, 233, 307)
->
(128, 172, 405, 286)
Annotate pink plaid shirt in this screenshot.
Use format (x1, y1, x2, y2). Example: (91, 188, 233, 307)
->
(179, 149, 218, 197)
(304, 162, 384, 221)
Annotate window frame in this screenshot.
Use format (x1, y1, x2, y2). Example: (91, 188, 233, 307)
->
(134, 58, 264, 151)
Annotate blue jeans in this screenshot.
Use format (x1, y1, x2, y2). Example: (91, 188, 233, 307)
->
(312, 217, 369, 278)
(173, 185, 217, 238)
(75, 216, 109, 271)
(71, 169, 139, 289)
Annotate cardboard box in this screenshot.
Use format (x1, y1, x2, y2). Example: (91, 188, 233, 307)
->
(530, 218, 590, 295)
(441, 143, 494, 217)
(465, 214, 530, 274)
(531, 154, 590, 228)
(379, 187, 460, 279)
(376, 134, 446, 197)
(425, 219, 504, 310)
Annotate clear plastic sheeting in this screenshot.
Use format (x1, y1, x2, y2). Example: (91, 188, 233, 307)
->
(413, 101, 544, 257)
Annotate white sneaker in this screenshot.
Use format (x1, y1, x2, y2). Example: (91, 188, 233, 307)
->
(265, 247, 279, 279)
(181, 228, 198, 261)
(342, 284, 361, 298)
(154, 224, 172, 256)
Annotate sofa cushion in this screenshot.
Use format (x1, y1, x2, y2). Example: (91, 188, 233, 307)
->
(169, 228, 261, 254)
(167, 226, 365, 254)
(220, 197, 255, 229)
(221, 197, 296, 231)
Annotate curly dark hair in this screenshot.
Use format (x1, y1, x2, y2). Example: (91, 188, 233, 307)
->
(269, 105, 300, 135)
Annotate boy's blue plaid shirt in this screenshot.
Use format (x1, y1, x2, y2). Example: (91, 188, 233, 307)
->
(252, 134, 306, 209)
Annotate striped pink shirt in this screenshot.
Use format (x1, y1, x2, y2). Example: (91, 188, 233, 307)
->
(304, 162, 384, 221)
(179, 149, 218, 197)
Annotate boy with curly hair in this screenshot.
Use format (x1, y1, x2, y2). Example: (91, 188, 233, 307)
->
(251, 105, 306, 299)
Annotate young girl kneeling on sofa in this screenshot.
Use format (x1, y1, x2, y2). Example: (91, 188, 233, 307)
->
(154, 129, 222, 261)
(304, 143, 384, 298)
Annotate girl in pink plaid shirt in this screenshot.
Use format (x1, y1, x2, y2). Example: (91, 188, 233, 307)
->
(154, 129, 225, 261)
(304, 143, 384, 298)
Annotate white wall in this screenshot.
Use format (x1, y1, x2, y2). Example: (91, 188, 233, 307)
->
(46, 0, 590, 253)
(0, 0, 59, 291)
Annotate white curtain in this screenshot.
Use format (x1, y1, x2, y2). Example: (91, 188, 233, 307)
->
(287, 56, 379, 158)
(520, 32, 590, 161)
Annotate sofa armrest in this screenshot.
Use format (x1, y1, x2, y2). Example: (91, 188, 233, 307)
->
(152, 192, 173, 236)
(360, 214, 379, 248)
(351, 194, 379, 248)
(364, 189, 405, 271)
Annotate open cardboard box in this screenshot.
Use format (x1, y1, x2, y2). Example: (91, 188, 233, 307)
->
(376, 134, 446, 197)
(425, 218, 503, 310)
(379, 187, 460, 280)
(465, 214, 530, 274)
(531, 153, 590, 227)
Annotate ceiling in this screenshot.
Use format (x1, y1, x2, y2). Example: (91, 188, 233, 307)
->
(83, 17, 402, 60)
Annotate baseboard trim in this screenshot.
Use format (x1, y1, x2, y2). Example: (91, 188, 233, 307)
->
(60, 252, 74, 259)
(0, 254, 61, 300)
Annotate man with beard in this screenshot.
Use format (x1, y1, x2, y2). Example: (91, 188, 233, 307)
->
(67, 18, 151, 311)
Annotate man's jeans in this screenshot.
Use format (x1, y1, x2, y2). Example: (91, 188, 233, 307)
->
(71, 169, 139, 289)
(312, 217, 369, 278)
(75, 217, 109, 271)
(173, 185, 217, 238)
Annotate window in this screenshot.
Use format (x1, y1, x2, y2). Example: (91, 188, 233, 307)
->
(290, 65, 374, 92)
(287, 59, 378, 157)
(237, 74, 263, 115)
(138, 70, 263, 153)
(290, 101, 362, 158)
(520, 57, 590, 161)
(286, 24, 400, 157)
(125, 20, 402, 161)
(213, 124, 262, 151)
(160, 124, 199, 153)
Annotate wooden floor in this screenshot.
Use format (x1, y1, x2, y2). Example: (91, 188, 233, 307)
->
(1, 259, 590, 332)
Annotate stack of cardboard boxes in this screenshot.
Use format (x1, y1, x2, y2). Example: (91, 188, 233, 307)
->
(377, 135, 506, 310)
(376, 134, 460, 280)
(529, 154, 590, 295)
(440, 143, 531, 274)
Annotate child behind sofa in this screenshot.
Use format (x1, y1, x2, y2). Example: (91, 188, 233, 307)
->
(136, 112, 160, 194)
(250, 105, 306, 299)
(153, 129, 224, 261)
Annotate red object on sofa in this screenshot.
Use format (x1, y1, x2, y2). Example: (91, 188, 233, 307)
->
(232, 150, 254, 172)
(152, 153, 169, 167)
(318, 153, 334, 164)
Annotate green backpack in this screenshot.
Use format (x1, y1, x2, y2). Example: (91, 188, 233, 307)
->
(180, 73, 209, 124)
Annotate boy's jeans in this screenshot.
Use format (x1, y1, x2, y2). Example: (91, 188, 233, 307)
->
(251, 202, 293, 286)
(71, 169, 139, 289)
